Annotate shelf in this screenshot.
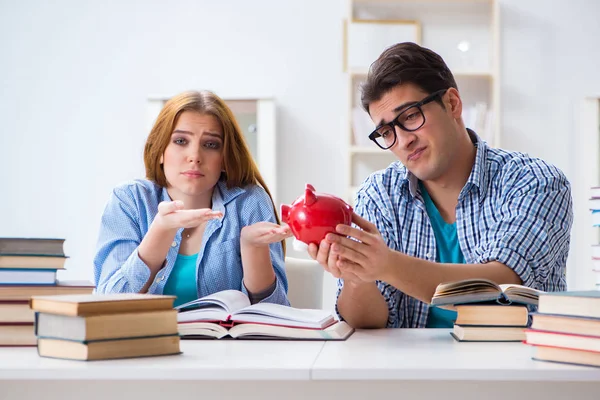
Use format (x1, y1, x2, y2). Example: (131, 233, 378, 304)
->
(350, 145, 385, 154)
(350, 67, 494, 79)
(454, 70, 494, 78)
(345, 0, 500, 199)
(354, 0, 492, 3)
(349, 67, 369, 76)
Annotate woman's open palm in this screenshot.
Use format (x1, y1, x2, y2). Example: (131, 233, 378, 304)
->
(154, 201, 223, 230)
(241, 222, 293, 247)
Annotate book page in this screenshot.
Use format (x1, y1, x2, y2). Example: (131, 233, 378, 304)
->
(499, 284, 544, 294)
(433, 279, 500, 297)
(431, 279, 504, 306)
(229, 321, 353, 340)
(232, 303, 334, 329)
(500, 284, 544, 305)
(176, 290, 250, 313)
(178, 321, 228, 339)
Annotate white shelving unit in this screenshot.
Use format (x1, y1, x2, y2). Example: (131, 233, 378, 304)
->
(146, 97, 278, 204)
(343, 0, 500, 205)
(575, 97, 600, 290)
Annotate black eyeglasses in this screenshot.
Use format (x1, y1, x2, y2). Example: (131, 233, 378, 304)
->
(368, 89, 448, 150)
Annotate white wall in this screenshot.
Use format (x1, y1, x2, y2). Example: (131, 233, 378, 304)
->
(1, 0, 599, 312)
(0, 0, 347, 310)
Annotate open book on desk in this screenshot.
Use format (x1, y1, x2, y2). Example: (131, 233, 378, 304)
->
(176, 290, 354, 340)
(431, 278, 543, 307)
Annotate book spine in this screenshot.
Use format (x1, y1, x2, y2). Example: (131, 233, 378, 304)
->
(34, 312, 39, 337)
(219, 315, 235, 328)
(496, 292, 512, 305)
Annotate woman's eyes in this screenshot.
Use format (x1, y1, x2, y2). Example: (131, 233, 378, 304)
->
(173, 137, 221, 150)
(203, 141, 221, 150)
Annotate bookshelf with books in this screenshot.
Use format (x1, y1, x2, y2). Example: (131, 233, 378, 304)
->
(343, 0, 500, 205)
(572, 98, 600, 292)
(590, 187, 600, 290)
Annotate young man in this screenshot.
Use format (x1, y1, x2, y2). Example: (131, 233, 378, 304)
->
(308, 42, 572, 329)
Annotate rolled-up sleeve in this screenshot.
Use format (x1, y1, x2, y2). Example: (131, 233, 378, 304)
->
(473, 160, 572, 292)
(239, 186, 289, 306)
(93, 187, 156, 293)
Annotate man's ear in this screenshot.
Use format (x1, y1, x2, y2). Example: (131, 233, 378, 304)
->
(446, 88, 462, 119)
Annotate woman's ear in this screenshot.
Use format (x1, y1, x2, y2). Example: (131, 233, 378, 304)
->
(160, 155, 163, 164)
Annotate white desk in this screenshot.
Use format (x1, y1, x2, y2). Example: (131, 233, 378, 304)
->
(0, 330, 599, 400)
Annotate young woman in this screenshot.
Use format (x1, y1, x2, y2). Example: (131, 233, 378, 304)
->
(93, 91, 292, 306)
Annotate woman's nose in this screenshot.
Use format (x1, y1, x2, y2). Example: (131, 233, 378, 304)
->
(187, 148, 202, 164)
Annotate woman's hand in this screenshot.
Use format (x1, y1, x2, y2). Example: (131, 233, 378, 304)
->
(152, 200, 223, 231)
(240, 222, 293, 248)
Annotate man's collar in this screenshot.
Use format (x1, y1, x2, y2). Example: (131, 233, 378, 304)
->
(463, 128, 489, 197)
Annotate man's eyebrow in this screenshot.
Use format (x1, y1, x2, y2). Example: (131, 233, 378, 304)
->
(376, 101, 417, 127)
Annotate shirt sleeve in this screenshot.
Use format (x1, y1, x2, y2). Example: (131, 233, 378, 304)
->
(473, 158, 572, 292)
(238, 185, 290, 306)
(93, 186, 159, 294)
(334, 181, 406, 328)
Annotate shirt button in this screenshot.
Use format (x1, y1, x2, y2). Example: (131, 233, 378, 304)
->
(171, 241, 177, 247)
(155, 276, 163, 283)
(426, 252, 432, 259)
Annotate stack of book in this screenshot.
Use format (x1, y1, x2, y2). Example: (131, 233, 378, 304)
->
(592, 246, 600, 290)
(176, 290, 354, 340)
(0, 237, 94, 346)
(30, 293, 181, 360)
(589, 187, 600, 290)
(431, 279, 542, 342)
(0, 237, 67, 286)
(526, 291, 600, 368)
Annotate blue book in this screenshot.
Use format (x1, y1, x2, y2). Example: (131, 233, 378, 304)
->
(0, 268, 57, 286)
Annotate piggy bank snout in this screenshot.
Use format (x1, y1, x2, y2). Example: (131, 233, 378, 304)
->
(280, 204, 291, 224)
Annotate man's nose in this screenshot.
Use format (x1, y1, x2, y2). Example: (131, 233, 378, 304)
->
(395, 126, 417, 149)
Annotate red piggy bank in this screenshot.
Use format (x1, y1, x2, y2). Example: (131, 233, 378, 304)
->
(281, 184, 353, 246)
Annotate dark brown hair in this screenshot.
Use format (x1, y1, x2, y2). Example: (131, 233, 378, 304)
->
(361, 42, 457, 113)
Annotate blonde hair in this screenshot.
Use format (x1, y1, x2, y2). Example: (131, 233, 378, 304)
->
(144, 90, 285, 253)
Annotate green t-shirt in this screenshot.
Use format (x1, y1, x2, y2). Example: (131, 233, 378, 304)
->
(420, 182, 464, 328)
(163, 253, 199, 308)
